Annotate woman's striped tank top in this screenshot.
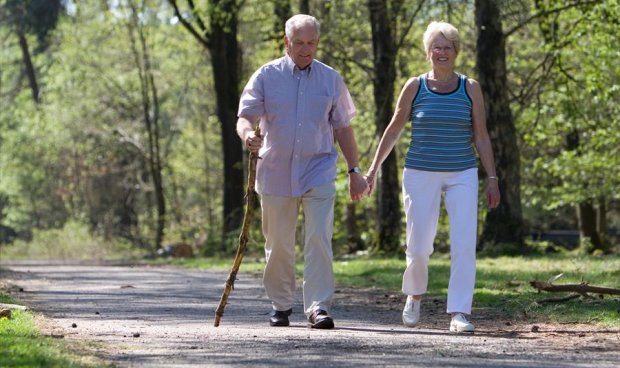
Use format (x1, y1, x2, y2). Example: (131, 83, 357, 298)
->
(404, 73, 477, 172)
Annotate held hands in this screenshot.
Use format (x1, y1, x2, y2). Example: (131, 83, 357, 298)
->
(354, 169, 501, 209)
(349, 173, 370, 201)
(346, 169, 377, 201)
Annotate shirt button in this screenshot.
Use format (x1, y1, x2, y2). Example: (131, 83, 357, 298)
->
(296, 139, 300, 142)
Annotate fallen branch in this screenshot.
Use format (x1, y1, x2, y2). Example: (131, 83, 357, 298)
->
(530, 281, 620, 296)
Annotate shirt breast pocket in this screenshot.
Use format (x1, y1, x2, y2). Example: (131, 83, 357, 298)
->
(305, 95, 335, 155)
(307, 96, 333, 125)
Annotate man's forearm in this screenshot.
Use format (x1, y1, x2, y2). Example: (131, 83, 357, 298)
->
(236, 116, 256, 141)
(334, 126, 360, 169)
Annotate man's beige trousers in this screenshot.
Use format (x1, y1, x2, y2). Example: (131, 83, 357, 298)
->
(260, 182, 336, 316)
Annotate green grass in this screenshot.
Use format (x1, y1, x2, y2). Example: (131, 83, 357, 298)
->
(168, 253, 620, 327)
(149, 255, 267, 273)
(335, 254, 620, 326)
(0, 293, 105, 368)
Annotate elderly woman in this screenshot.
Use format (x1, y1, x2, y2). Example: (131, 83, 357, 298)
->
(365, 21, 500, 333)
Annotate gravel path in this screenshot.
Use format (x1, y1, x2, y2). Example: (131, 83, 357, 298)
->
(1, 261, 618, 367)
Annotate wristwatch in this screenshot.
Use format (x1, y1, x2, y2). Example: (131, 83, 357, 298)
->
(348, 166, 362, 175)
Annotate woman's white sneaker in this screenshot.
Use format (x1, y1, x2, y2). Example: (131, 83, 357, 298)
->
(450, 313, 474, 333)
(402, 297, 421, 327)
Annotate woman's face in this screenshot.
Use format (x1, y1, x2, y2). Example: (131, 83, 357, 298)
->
(427, 34, 457, 69)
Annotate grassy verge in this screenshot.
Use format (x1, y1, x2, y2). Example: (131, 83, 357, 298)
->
(333, 254, 620, 326)
(0, 292, 105, 368)
(164, 253, 620, 326)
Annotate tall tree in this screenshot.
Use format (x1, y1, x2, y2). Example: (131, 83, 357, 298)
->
(474, 0, 525, 248)
(168, 0, 244, 246)
(367, 0, 424, 253)
(1, 0, 62, 103)
(126, 1, 166, 251)
(272, 0, 291, 51)
(299, 0, 309, 14)
(474, 0, 604, 250)
(525, 0, 615, 253)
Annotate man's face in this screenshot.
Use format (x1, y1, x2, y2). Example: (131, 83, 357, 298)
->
(284, 24, 319, 70)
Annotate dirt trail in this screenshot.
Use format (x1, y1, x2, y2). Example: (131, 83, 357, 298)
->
(1, 261, 618, 367)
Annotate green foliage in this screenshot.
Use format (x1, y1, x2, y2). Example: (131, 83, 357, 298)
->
(0, 100, 70, 233)
(0, 221, 148, 260)
(0, 0, 618, 257)
(519, 1, 620, 228)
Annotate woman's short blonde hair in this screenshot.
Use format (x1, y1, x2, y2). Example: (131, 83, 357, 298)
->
(423, 21, 460, 57)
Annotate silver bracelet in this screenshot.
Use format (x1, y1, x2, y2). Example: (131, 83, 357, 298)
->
(487, 176, 498, 180)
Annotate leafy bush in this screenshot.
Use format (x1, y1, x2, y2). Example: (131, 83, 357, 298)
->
(0, 221, 148, 261)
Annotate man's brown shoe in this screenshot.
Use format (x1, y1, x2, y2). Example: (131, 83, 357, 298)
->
(308, 309, 334, 329)
(269, 308, 292, 327)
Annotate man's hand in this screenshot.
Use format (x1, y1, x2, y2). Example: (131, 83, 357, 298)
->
(237, 117, 261, 153)
(244, 129, 263, 153)
(349, 173, 369, 201)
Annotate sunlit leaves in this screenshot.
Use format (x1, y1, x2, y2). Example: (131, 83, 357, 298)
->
(519, 1, 619, 219)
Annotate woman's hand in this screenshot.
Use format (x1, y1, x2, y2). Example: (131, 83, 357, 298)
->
(486, 178, 500, 209)
(364, 170, 378, 196)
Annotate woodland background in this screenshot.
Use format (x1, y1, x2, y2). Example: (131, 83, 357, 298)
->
(0, 0, 618, 259)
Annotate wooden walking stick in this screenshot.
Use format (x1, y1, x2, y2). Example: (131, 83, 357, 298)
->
(214, 126, 261, 327)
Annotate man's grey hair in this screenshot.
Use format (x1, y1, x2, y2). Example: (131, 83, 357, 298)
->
(285, 14, 320, 39)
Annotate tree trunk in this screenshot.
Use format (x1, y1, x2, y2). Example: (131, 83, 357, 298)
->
(147, 75, 165, 252)
(596, 201, 607, 238)
(346, 203, 363, 253)
(566, 128, 606, 253)
(274, 0, 291, 34)
(299, 0, 309, 14)
(272, 0, 291, 52)
(167, 0, 245, 247)
(596, 201, 609, 252)
(17, 29, 40, 104)
(199, 118, 215, 245)
(128, 3, 166, 251)
(208, 1, 244, 248)
(577, 201, 604, 252)
(474, 0, 525, 249)
(368, 0, 401, 253)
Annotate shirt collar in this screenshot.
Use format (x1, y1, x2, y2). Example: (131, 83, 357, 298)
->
(284, 53, 313, 76)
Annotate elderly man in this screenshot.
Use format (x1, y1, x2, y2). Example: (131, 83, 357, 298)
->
(236, 14, 368, 329)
